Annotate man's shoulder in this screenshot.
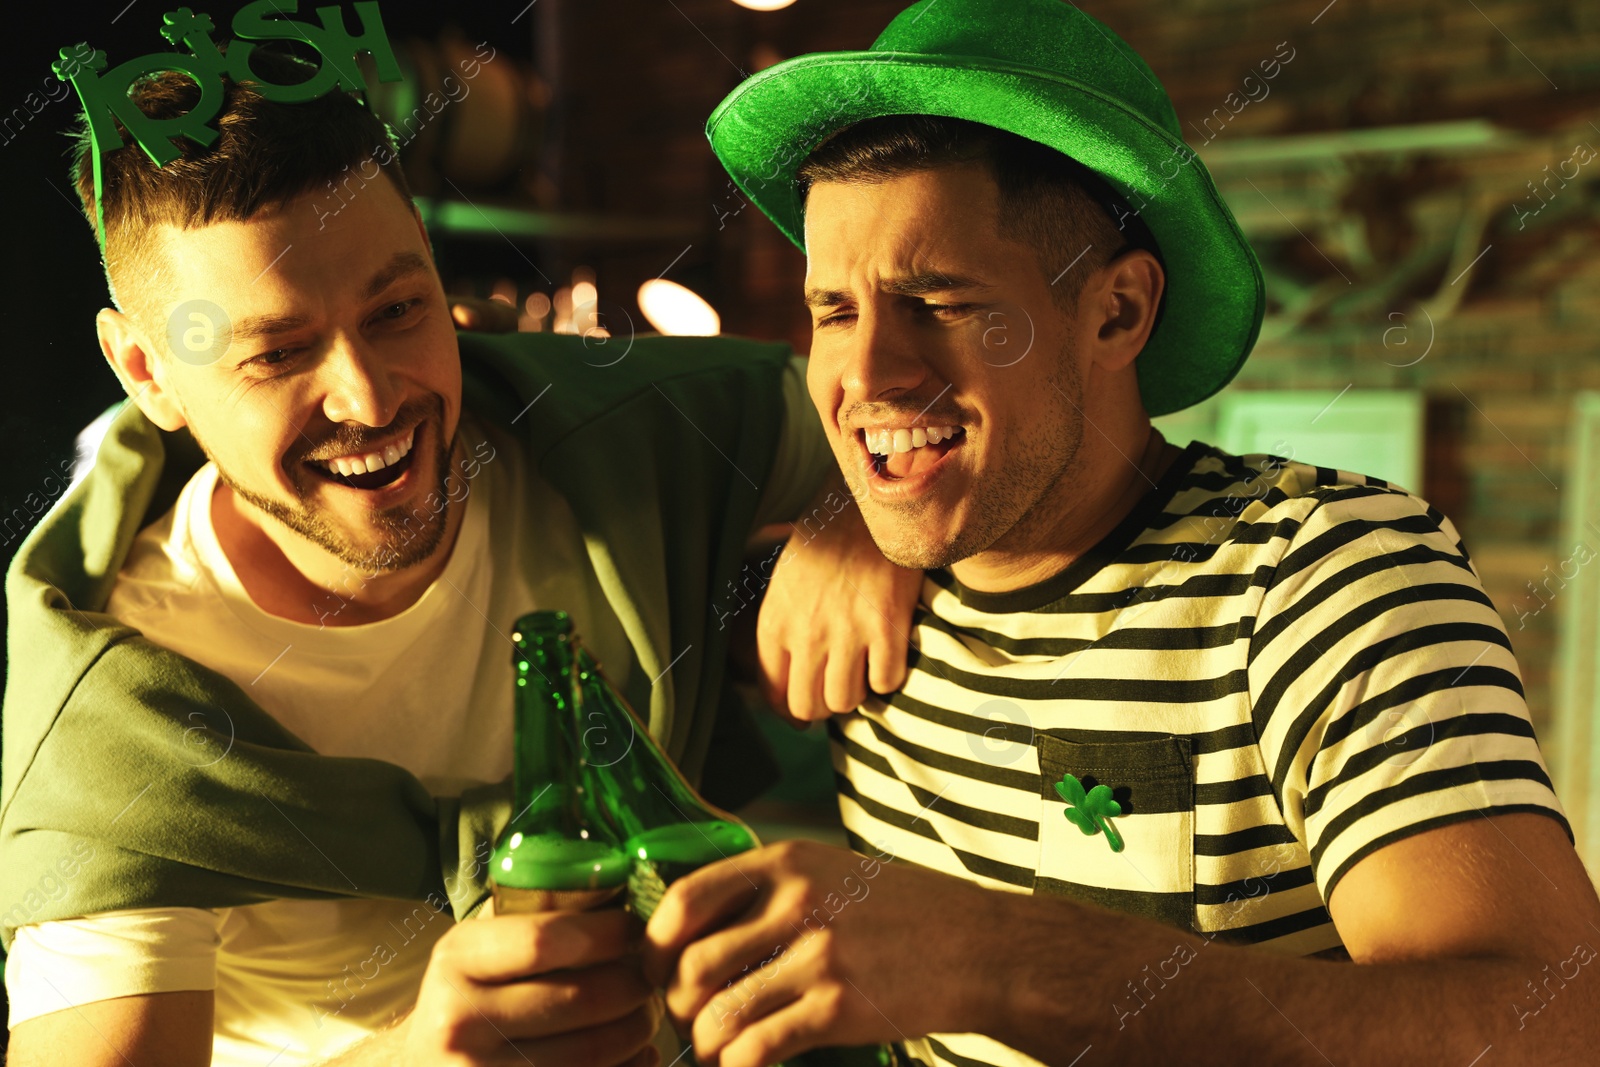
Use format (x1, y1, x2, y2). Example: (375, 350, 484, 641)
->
(1174, 439, 1432, 543)
(456, 331, 799, 488)
(1182, 439, 1403, 502)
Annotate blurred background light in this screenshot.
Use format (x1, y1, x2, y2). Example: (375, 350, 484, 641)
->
(637, 279, 721, 336)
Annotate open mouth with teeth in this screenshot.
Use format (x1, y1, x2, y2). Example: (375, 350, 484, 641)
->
(304, 427, 418, 491)
(862, 424, 966, 481)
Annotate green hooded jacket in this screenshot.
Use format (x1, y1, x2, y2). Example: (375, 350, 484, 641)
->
(0, 329, 799, 954)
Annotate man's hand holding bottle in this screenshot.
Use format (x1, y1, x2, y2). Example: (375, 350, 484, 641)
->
(394, 904, 663, 1067)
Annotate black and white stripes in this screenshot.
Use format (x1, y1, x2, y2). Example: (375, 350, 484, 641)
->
(828, 442, 1568, 1067)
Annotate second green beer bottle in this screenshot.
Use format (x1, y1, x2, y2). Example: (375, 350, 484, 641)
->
(571, 641, 896, 1067)
(572, 644, 758, 919)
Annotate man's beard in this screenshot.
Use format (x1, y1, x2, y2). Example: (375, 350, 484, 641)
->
(853, 349, 1086, 572)
(204, 396, 459, 575)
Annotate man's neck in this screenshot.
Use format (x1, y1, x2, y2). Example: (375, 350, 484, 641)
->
(948, 425, 1185, 594)
(210, 434, 472, 627)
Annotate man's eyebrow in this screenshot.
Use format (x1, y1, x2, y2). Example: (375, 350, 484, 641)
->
(803, 271, 993, 309)
(804, 287, 851, 310)
(360, 251, 432, 302)
(231, 312, 310, 342)
(229, 252, 433, 343)
(883, 271, 991, 297)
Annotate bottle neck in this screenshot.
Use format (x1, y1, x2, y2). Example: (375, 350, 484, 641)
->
(574, 649, 724, 834)
(513, 635, 578, 807)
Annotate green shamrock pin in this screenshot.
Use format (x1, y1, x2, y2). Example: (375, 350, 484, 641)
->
(1055, 773, 1124, 853)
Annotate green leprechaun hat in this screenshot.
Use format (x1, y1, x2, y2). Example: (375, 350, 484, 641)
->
(705, 0, 1265, 417)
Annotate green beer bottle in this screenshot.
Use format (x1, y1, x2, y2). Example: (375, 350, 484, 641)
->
(571, 644, 757, 920)
(490, 611, 631, 914)
(571, 643, 896, 1067)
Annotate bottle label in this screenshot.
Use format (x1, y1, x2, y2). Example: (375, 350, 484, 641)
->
(628, 860, 669, 921)
(492, 882, 625, 914)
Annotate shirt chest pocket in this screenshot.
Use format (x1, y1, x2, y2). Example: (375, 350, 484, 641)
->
(1034, 734, 1196, 933)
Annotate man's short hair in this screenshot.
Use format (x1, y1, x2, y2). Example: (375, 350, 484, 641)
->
(796, 114, 1164, 313)
(70, 48, 413, 331)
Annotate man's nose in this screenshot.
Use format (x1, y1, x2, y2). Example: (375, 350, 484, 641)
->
(319, 334, 401, 429)
(839, 307, 929, 403)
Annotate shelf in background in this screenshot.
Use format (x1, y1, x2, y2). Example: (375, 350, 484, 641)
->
(417, 197, 700, 242)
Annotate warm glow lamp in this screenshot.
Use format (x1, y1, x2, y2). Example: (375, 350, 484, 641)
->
(637, 279, 721, 336)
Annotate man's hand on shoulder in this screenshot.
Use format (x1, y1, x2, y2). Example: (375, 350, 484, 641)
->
(757, 476, 921, 720)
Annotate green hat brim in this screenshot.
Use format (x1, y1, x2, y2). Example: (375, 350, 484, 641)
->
(707, 52, 1265, 417)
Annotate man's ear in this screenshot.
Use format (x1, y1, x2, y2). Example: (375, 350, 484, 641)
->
(1081, 249, 1165, 374)
(97, 308, 188, 432)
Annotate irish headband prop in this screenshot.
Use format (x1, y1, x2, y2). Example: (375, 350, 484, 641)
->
(53, 0, 405, 245)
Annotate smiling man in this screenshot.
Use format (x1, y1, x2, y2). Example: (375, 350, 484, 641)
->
(645, 1, 1600, 1065)
(0, 28, 912, 1067)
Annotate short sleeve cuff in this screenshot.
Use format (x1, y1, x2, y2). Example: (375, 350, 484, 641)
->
(5, 907, 222, 1028)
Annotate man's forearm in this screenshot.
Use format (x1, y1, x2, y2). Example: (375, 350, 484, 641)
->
(981, 891, 1598, 1066)
(784, 466, 857, 547)
(320, 1017, 408, 1064)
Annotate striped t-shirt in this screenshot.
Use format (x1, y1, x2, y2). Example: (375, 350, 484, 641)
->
(829, 440, 1568, 1067)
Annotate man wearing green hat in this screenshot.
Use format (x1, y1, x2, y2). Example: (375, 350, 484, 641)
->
(645, 1, 1600, 1064)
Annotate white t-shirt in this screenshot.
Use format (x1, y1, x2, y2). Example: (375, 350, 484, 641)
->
(4, 412, 640, 1065)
